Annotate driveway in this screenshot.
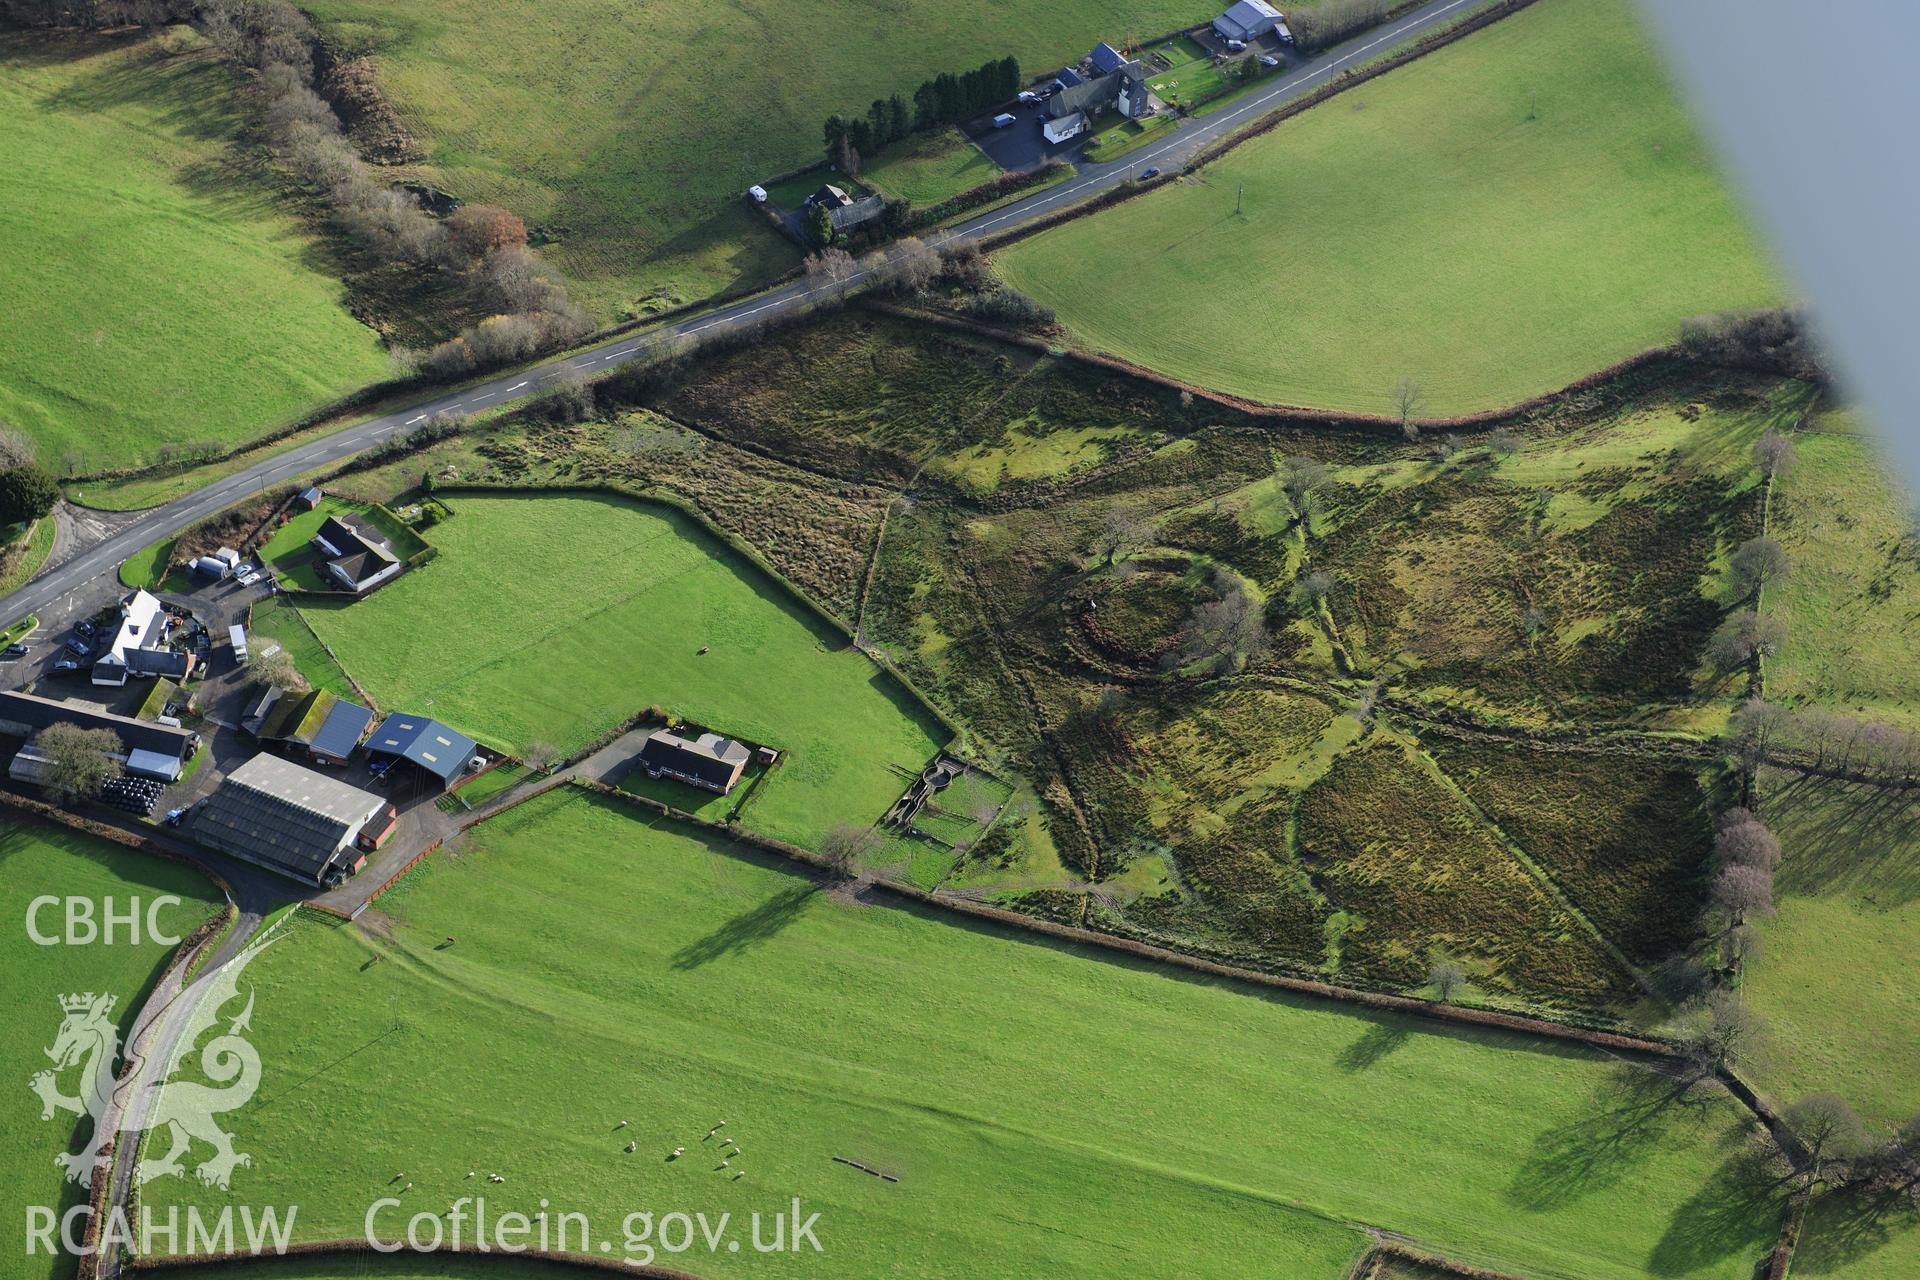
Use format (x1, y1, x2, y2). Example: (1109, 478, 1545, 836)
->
(962, 102, 1082, 171)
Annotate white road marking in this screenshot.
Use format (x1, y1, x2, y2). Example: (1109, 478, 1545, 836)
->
(406, 414, 427, 425)
(506, 381, 530, 392)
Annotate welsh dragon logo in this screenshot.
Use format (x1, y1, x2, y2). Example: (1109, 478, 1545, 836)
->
(30, 932, 278, 1190)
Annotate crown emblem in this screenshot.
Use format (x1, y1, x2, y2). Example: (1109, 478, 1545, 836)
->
(60, 992, 116, 1016)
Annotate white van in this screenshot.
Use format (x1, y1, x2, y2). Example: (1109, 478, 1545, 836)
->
(991, 112, 1017, 129)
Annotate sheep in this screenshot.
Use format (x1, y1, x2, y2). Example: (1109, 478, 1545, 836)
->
(624, 1140, 637, 1153)
(670, 1146, 685, 1159)
(488, 1174, 506, 1184)
(401, 1182, 412, 1193)
(717, 1160, 730, 1170)
(613, 1120, 629, 1131)
(465, 1172, 476, 1179)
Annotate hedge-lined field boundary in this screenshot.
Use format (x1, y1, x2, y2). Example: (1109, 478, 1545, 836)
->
(556, 775, 1675, 1056)
(861, 298, 1684, 433)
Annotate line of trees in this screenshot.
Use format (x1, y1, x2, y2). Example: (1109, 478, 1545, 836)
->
(25, 0, 591, 381)
(1727, 692, 1920, 785)
(822, 57, 1020, 171)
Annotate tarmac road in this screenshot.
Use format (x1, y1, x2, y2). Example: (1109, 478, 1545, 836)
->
(0, 0, 1487, 631)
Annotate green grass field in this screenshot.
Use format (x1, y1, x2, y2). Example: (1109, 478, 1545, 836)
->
(0, 30, 388, 472)
(1764, 421, 1920, 733)
(297, 493, 946, 847)
(1742, 769, 1920, 1128)
(995, 0, 1783, 415)
(861, 130, 997, 207)
(298, 0, 1222, 319)
(145, 788, 1782, 1279)
(0, 823, 223, 1280)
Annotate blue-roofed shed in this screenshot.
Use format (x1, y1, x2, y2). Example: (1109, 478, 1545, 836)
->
(367, 713, 477, 789)
(310, 699, 375, 766)
(1054, 66, 1085, 88)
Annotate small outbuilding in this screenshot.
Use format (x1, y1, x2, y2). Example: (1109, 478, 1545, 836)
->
(257, 688, 375, 767)
(1213, 0, 1292, 44)
(297, 487, 324, 511)
(805, 184, 854, 210)
(636, 728, 751, 795)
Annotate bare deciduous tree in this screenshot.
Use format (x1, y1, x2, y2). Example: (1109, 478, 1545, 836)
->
(1709, 864, 1776, 925)
(1707, 609, 1786, 669)
(522, 741, 559, 773)
(1728, 696, 1788, 773)
(1486, 426, 1520, 458)
(1279, 455, 1330, 525)
(1095, 509, 1151, 566)
(1392, 377, 1424, 441)
(1293, 570, 1334, 611)
(0, 420, 35, 470)
(1166, 571, 1269, 674)
(1428, 959, 1467, 1003)
(34, 724, 121, 807)
(1752, 428, 1798, 479)
(877, 237, 940, 295)
(1715, 816, 1782, 872)
(248, 648, 307, 695)
(1785, 1093, 1868, 1186)
(1728, 536, 1790, 598)
(804, 247, 859, 298)
(1678, 989, 1758, 1076)
(818, 823, 876, 880)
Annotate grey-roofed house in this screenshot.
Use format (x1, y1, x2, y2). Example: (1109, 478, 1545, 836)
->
(311, 512, 401, 595)
(0, 689, 197, 774)
(257, 689, 374, 767)
(828, 195, 886, 232)
(1048, 61, 1155, 126)
(636, 728, 751, 795)
(91, 590, 193, 686)
(1213, 0, 1291, 43)
(366, 713, 477, 790)
(191, 753, 390, 886)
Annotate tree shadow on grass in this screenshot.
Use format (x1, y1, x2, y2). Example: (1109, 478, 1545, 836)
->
(671, 883, 816, 970)
(1792, 1186, 1920, 1276)
(1337, 1021, 1412, 1072)
(1506, 1064, 1718, 1212)
(1645, 1144, 1787, 1277)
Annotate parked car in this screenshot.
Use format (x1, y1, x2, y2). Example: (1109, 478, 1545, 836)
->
(1138, 167, 1162, 180)
(164, 807, 189, 827)
(75, 619, 97, 637)
(991, 112, 1017, 129)
(1017, 90, 1040, 104)
(50, 658, 83, 675)
(65, 639, 92, 657)
(3, 643, 27, 658)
